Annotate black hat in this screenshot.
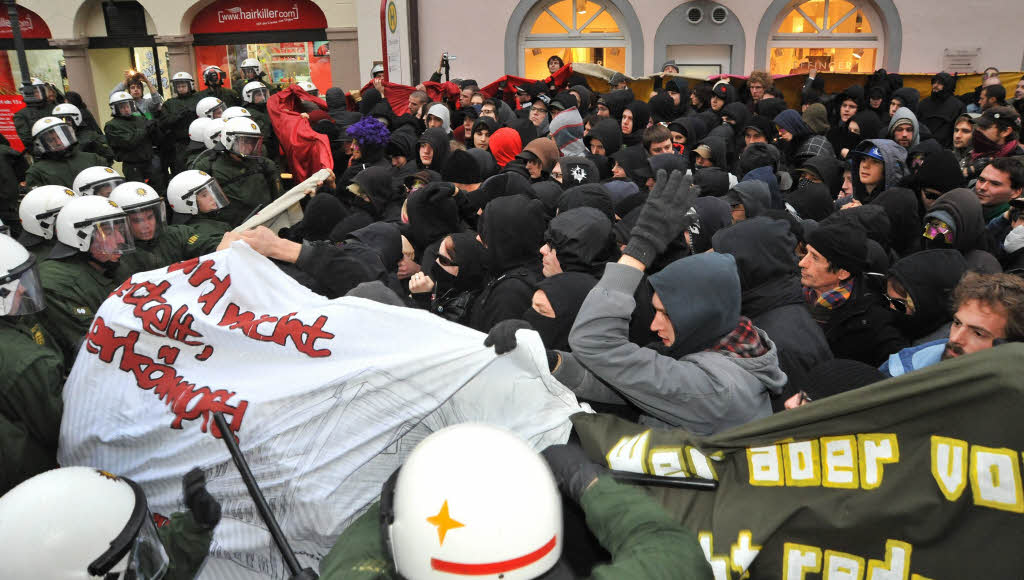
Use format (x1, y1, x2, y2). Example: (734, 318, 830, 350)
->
(693, 167, 730, 197)
(738, 142, 780, 177)
(550, 91, 578, 112)
(805, 222, 869, 275)
(441, 149, 483, 184)
(974, 106, 1021, 132)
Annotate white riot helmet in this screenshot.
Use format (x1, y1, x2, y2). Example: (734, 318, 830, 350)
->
(383, 424, 562, 580)
(52, 102, 83, 127)
(297, 80, 318, 97)
(109, 90, 137, 117)
(19, 77, 46, 104)
(196, 96, 226, 119)
(167, 170, 229, 216)
(73, 166, 125, 197)
(171, 71, 195, 94)
(31, 116, 77, 156)
(53, 195, 134, 256)
(188, 117, 214, 145)
(371, 63, 385, 77)
(242, 81, 270, 105)
(109, 182, 166, 242)
(0, 467, 169, 579)
(0, 233, 46, 316)
(18, 185, 78, 242)
(221, 106, 252, 121)
(221, 116, 264, 158)
(240, 58, 261, 78)
(203, 118, 226, 150)
(203, 65, 226, 87)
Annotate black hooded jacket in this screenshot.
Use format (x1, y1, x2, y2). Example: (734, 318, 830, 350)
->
(600, 89, 634, 120)
(869, 187, 922, 257)
(417, 128, 450, 171)
(711, 217, 833, 409)
(469, 195, 547, 331)
(585, 118, 623, 156)
(887, 249, 968, 344)
(544, 207, 617, 278)
(522, 272, 598, 351)
(925, 188, 999, 259)
(350, 165, 403, 222)
(621, 101, 650, 148)
(427, 232, 489, 326)
(916, 72, 966, 148)
(404, 184, 460, 261)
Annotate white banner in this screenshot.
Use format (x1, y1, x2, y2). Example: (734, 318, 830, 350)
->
(58, 242, 584, 579)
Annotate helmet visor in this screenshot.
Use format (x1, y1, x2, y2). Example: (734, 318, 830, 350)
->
(0, 257, 45, 316)
(125, 201, 167, 242)
(247, 87, 269, 104)
(209, 103, 226, 119)
(20, 84, 44, 104)
(231, 134, 264, 158)
(112, 99, 139, 117)
(188, 180, 230, 213)
(172, 79, 193, 93)
(85, 176, 126, 198)
(127, 514, 170, 580)
(55, 114, 79, 127)
(88, 216, 135, 256)
(35, 124, 77, 155)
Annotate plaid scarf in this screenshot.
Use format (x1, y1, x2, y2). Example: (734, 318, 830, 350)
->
(706, 316, 768, 359)
(803, 278, 854, 310)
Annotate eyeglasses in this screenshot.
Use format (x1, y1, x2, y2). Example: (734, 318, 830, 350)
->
(883, 293, 910, 314)
(437, 254, 458, 268)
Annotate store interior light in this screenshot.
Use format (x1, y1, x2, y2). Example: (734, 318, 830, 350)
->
(852, 50, 863, 59)
(578, 0, 587, 14)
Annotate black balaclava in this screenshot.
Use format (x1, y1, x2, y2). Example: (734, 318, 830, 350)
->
(522, 272, 598, 351)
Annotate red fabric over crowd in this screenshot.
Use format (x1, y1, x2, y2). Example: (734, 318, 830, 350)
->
(266, 85, 335, 183)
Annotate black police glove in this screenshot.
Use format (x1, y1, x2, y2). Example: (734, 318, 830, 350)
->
(623, 169, 700, 268)
(183, 467, 222, 530)
(541, 444, 608, 503)
(483, 319, 533, 354)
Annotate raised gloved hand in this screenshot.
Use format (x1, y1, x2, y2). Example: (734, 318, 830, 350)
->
(183, 467, 222, 530)
(484, 319, 533, 354)
(623, 169, 700, 268)
(420, 181, 457, 205)
(541, 444, 608, 503)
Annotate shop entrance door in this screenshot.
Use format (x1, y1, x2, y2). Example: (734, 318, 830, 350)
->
(666, 44, 732, 77)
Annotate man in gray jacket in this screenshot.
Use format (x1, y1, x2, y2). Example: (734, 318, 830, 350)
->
(486, 170, 786, 435)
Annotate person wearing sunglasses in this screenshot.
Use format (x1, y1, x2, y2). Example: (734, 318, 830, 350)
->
(921, 189, 1002, 274)
(882, 272, 1024, 377)
(884, 250, 968, 345)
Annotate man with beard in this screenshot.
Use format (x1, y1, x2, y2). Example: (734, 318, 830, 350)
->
(952, 113, 975, 167)
(881, 272, 1024, 376)
(964, 106, 1024, 180)
(917, 72, 965, 148)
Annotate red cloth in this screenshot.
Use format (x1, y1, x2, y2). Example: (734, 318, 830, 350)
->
(267, 85, 335, 183)
(479, 65, 576, 100)
(489, 128, 523, 167)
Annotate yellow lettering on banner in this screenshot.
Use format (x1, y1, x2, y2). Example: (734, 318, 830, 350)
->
(730, 530, 761, 577)
(698, 532, 732, 580)
(865, 539, 911, 580)
(748, 445, 784, 486)
(649, 446, 688, 478)
(784, 440, 821, 487)
(606, 430, 650, 473)
(688, 446, 719, 480)
(969, 445, 1024, 513)
(782, 543, 821, 580)
(822, 436, 859, 489)
(930, 436, 968, 501)
(858, 434, 899, 490)
(824, 550, 865, 580)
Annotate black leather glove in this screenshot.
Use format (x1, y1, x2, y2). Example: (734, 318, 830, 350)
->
(623, 169, 700, 268)
(541, 444, 608, 503)
(484, 319, 533, 354)
(183, 467, 222, 530)
(421, 181, 457, 204)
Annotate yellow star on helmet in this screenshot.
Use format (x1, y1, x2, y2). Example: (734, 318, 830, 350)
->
(426, 500, 464, 545)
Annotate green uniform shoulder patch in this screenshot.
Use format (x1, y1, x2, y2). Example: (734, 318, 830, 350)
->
(188, 234, 199, 245)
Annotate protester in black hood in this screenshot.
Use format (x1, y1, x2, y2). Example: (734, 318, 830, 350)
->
(906, 149, 965, 211)
(690, 83, 713, 113)
(279, 193, 346, 243)
(359, 87, 387, 117)
(841, 110, 885, 157)
(570, 84, 595, 116)
(869, 187, 922, 258)
(597, 89, 633, 120)
(523, 272, 598, 351)
(864, 84, 889, 125)
(756, 97, 788, 123)
(469, 195, 547, 331)
(710, 83, 737, 112)
(786, 182, 834, 221)
(468, 116, 498, 151)
(620, 101, 650, 148)
(828, 86, 866, 158)
(923, 188, 1000, 269)
(722, 102, 752, 154)
(557, 157, 601, 190)
(404, 182, 461, 264)
(541, 207, 617, 279)
(645, 195, 733, 274)
(668, 116, 708, 156)
(610, 147, 649, 191)
(741, 115, 775, 150)
(325, 87, 361, 126)
(917, 72, 965, 148)
(794, 153, 843, 197)
(558, 183, 615, 221)
(724, 180, 771, 222)
(885, 249, 968, 345)
(345, 221, 406, 298)
(388, 128, 419, 179)
(340, 165, 403, 226)
(417, 127, 450, 171)
(773, 109, 835, 169)
(889, 87, 920, 116)
(585, 117, 623, 156)
(414, 232, 489, 326)
(692, 136, 730, 172)
(647, 92, 676, 125)
(712, 216, 834, 410)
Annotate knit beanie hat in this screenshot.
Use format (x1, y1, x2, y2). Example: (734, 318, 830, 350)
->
(805, 222, 869, 275)
(442, 149, 483, 184)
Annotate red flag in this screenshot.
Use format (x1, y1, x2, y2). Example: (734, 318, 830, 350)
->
(266, 85, 335, 183)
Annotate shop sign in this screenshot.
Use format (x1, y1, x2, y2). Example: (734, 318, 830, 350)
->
(191, 0, 327, 35)
(0, 5, 52, 39)
(380, 0, 402, 83)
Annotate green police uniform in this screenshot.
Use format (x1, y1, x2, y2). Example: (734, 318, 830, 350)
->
(159, 93, 200, 174)
(0, 142, 28, 237)
(21, 238, 56, 263)
(13, 102, 54, 145)
(193, 151, 281, 228)
(104, 114, 159, 187)
(178, 214, 231, 238)
(114, 224, 222, 280)
(318, 476, 713, 580)
(157, 511, 216, 580)
(245, 103, 279, 161)
(76, 126, 115, 165)
(198, 86, 240, 107)
(38, 253, 122, 367)
(0, 315, 65, 495)
(24, 147, 110, 190)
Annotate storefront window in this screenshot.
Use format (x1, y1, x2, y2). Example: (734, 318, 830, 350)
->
(769, 0, 880, 75)
(522, 0, 628, 76)
(195, 42, 331, 92)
